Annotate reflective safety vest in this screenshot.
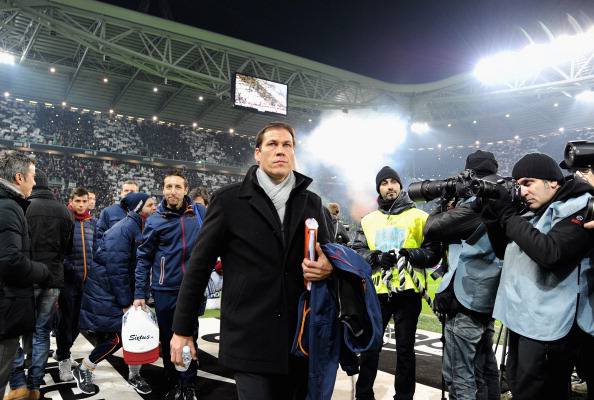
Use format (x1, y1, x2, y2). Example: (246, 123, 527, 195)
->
(493, 193, 591, 341)
(361, 208, 428, 294)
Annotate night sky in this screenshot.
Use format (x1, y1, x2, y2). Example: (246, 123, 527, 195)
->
(103, 0, 594, 83)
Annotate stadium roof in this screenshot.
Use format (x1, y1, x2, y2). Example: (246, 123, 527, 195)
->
(1, 0, 594, 141)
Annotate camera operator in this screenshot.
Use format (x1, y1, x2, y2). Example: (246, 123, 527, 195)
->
(484, 153, 594, 400)
(423, 150, 501, 400)
(560, 158, 594, 400)
(352, 166, 441, 400)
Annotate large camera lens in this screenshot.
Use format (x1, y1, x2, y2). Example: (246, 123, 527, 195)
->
(564, 141, 594, 169)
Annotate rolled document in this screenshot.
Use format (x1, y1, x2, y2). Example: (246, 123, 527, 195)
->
(304, 218, 319, 290)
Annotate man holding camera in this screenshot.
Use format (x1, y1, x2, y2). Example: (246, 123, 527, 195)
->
(485, 153, 594, 400)
(352, 166, 441, 400)
(424, 150, 501, 400)
(560, 156, 594, 400)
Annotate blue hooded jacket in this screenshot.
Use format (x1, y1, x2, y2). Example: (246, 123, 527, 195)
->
(291, 243, 383, 400)
(96, 203, 127, 243)
(80, 193, 150, 332)
(135, 196, 205, 298)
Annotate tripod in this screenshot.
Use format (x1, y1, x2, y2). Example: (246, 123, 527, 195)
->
(493, 324, 510, 394)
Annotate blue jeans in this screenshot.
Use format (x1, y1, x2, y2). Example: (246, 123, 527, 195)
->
(442, 312, 500, 400)
(9, 288, 60, 390)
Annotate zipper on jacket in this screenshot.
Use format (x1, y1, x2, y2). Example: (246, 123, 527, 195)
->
(80, 221, 88, 284)
(181, 216, 187, 273)
(159, 256, 165, 285)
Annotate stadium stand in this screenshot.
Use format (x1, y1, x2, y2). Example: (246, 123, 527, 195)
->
(0, 98, 254, 167)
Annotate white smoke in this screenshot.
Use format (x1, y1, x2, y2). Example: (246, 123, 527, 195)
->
(297, 109, 408, 220)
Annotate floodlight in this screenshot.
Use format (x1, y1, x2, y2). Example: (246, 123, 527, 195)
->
(229, 128, 235, 134)
(198, 96, 204, 101)
(3, 91, 9, 98)
(576, 89, 594, 102)
(152, 115, 158, 121)
(153, 87, 158, 93)
(410, 121, 430, 134)
(0, 52, 15, 65)
(192, 122, 197, 128)
(474, 27, 594, 85)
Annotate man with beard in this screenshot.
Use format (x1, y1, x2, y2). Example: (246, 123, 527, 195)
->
(133, 171, 206, 400)
(353, 166, 441, 400)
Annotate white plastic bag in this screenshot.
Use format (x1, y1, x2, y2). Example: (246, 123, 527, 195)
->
(121, 306, 160, 365)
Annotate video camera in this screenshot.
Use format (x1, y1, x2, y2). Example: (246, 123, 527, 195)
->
(563, 141, 594, 221)
(408, 170, 526, 210)
(563, 141, 594, 169)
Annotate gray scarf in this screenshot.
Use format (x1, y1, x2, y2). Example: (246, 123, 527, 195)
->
(256, 167, 296, 225)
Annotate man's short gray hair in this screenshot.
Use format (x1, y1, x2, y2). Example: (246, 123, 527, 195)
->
(0, 151, 35, 183)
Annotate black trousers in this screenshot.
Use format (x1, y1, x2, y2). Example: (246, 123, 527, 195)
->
(234, 356, 308, 400)
(507, 328, 577, 400)
(356, 290, 421, 400)
(56, 283, 83, 361)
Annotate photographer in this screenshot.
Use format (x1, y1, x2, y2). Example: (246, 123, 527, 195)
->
(352, 166, 441, 400)
(484, 153, 594, 400)
(560, 158, 594, 400)
(423, 150, 501, 400)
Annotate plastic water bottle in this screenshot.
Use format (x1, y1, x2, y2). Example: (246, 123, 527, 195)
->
(175, 345, 192, 372)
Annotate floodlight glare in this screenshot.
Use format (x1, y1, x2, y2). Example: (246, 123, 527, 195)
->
(474, 27, 594, 85)
(0, 52, 15, 65)
(410, 121, 430, 134)
(576, 89, 594, 102)
(3, 91, 9, 98)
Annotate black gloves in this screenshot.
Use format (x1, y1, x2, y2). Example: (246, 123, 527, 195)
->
(482, 185, 517, 224)
(379, 251, 398, 270)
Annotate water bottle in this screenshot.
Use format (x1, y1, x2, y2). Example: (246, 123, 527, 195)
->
(175, 345, 192, 372)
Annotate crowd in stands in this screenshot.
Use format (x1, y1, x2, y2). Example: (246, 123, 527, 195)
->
(32, 152, 240, 210)
(405, 128, 594, 182)
(0, 98, 254, 167)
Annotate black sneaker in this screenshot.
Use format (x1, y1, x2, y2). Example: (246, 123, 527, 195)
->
(164, 383, 182, 400)
(128, 374, 152, 394)
(182, 386, 198, 400)
(72, 366, 96, 395)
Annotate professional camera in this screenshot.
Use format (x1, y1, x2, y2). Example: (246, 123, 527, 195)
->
(469, 177, 526, 210)
(563, 140, 594, 169)
(408, 170, 476, 202)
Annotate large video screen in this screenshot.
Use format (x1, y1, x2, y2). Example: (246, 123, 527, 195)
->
(233, 73, 288, 116)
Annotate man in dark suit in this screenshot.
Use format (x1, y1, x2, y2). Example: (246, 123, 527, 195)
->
(171, 122, 332, 400)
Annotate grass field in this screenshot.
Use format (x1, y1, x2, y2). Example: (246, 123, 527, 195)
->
(201, 276, 507, 343)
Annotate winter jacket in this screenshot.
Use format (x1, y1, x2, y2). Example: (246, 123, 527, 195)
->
(80, 211, 145, 332)
(96, 203, 127, 243)
(352, 192, 442, 294)
(425, 199, 502, 316)
(26, 187, 74, 288)
(291, 243, 383, 400)
(134, 198, 206, 298)
(486, 177, 594, 340)
(63, 209, 94, 287)
(172, 165, 330, 374)
(0, 179, 49, 339)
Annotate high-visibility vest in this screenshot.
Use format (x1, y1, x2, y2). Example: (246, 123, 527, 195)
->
(361, 208, 428, 294)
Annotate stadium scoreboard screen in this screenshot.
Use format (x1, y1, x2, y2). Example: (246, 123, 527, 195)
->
(233, 73, 288, 116)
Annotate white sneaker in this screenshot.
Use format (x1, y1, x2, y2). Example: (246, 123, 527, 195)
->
(58, 359, 74, 382)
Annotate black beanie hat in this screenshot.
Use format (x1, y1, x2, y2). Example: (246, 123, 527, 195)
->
(465, 150, 498, 177)
(34, 170, 49, 189)
(375, 166, 402, 193)
(512, 153, 564, 183)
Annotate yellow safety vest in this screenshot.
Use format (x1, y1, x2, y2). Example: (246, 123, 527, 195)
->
(361, 208, 428, 294)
